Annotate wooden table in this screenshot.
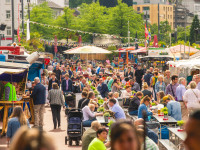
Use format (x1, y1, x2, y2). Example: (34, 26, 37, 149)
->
(96, 116, 115, 126)
(153, 114, 177, 139)
(0, 101, 23, 136)
(22, 96, 35, 124)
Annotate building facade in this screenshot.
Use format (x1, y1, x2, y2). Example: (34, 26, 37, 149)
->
(182, 0, 200, 18)
(0, 0, 65, 46)
(0, 0, 32, 46)
(133, 4, 174, 29)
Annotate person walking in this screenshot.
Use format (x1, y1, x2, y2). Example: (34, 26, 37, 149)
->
(47, 83, 65, 129)
(183, 81, 200, 116)
(155, 75, 166, 94)
(135, 65, 144, 89)
(31, 77, 46, 129)
(176, 77, 187, 120)
(165, 75, 179, 99)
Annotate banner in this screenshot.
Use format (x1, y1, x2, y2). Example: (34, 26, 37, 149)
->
(26, 19, 30, 41)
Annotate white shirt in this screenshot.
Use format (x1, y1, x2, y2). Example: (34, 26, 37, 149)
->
(121, 90, 132, 98)
(183, 89, 200, 108)
(82, 106, 96, 121)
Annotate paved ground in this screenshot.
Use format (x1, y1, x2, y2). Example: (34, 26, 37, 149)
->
(0, 106, 82, 150)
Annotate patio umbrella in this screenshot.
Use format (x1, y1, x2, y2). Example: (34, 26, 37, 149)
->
(64, 46, 112, 65)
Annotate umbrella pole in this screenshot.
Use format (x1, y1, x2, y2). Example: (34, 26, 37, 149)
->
(87, 53, 88, 67)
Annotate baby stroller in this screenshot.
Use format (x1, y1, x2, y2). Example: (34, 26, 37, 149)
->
(65, 109, 83, 146)
(64, 92, 76, 115)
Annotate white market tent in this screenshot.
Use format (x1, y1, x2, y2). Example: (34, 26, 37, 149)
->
(168, 58, 200, 77)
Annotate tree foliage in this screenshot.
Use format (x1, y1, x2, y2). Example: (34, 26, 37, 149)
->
(30, 2, 54, 39)
(189, 15, 200, 44)
(21, 32, 45, 52)
(108, 0, 144, 39)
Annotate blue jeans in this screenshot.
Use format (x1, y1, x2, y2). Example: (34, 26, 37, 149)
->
(129, 110, 138, 115)
(83, 118, 96, 127)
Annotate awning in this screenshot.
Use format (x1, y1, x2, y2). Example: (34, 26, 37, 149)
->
(130, 47, 147, 54)
(0, 62, 30, 69)
(0, 68, 28, 82)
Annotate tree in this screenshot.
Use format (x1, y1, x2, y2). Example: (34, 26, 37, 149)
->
(159, 21, 171, 44)
(54, 7, 76, 40)
(74, 2, 109, 42)
(21, 32, 45, 52)
(99, 0, 118, 7)
(189, 15, 200, 44)
(30, 2, 55, 39)
(177, 25, 190, 42)
(108, 0, 144, 39)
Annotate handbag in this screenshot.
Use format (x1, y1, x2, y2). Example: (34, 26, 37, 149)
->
(123, 98, 130, 107)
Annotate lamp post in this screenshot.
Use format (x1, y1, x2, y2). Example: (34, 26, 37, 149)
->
(11, 0, 14, 43)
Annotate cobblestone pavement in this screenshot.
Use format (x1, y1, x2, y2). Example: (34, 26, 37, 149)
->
(0, 106, 82, 150)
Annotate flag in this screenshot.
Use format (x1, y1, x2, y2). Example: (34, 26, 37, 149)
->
(148, 27, 151, 41)
(26, 19, 30, 41)
(54, 35, 58, 54)
(17, 3, 20, 42)
(145, 24, 148, 39)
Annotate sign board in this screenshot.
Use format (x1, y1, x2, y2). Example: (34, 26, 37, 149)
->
(148, 49, 170, 57)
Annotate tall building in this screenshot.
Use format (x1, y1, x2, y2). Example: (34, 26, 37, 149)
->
(174, 5, 194, 28)
(0, 0, 64, 46)
(133, 3, 174, 29)
(0, 0, 31, 46)
(182, 0, 200, 18)
(36, 0, 69, 7)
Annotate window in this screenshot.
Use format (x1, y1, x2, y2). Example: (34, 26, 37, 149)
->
(143, 7, 149, 11)
(144, 0, 150, 3)
(5, 0, 10, 3)
(137, 7, 140, 11)
(164, 14, 165, 19)
(168, 15, 169, 19)
(164, 7, 165, 11)
(64, 0, 69, 5)
(7, 27, 11, 35)
(20, 10, 22, 19)
(170, 7, 172, 11)
(168, 7, 169, 11)
(6, 10, 10, 19)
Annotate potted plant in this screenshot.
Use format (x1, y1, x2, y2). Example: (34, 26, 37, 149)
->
(94, 90, 99, 97)
(177, 120, 185, 129)
(161, 107, 168, 118)
(97, 107, 104, 112)
(104, 112, 111, 122)
(98, 99, 104, 105)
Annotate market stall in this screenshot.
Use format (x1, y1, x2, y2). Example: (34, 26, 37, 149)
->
(0, 62, 35, 136)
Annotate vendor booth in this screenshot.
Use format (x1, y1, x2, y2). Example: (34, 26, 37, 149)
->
(140, 48, 174, 71)
(0, 62, 35, 136)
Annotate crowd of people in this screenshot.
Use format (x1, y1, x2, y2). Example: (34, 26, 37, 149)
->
(4, 59, 200, 150)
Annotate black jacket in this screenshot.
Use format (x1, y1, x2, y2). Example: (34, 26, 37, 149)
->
(48, 79, 60, 91)
(128, 96, 141, 112)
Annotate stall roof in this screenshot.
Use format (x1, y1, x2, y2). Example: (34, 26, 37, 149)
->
(0, 62, 30, 69)
(141, 56, 174, 58)
(0, 68, 26, 75)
